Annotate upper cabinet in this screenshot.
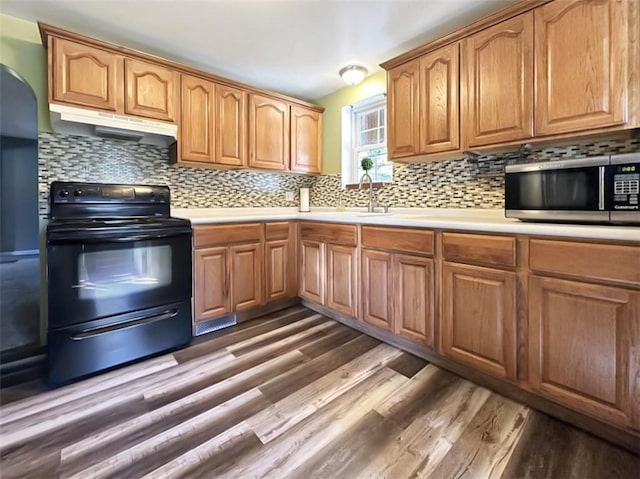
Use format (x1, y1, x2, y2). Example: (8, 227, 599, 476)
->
(419, 43, 460, 154)
(215, 84, 247, 167)
(290, 106, 322, 174)
(51, 38, 124, 113)
(534, 0, 628, 135)
(462, 12, 534, 148)
(125, 59, 179, 122)
(382, 0, 639, 159)
(41, 24, 323, 175)
(387, 61, 420, 158)
(180, 74, 215, 163)
(248, 94, 290, 171)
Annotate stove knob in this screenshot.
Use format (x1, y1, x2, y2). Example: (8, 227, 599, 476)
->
(158, 194, 165, 202)
(73, 189, 83, 197)
(150, 193, 156, 200)
(59, 189, 69, 198)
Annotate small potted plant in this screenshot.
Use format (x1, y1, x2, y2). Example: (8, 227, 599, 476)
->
(361, 157, 374, 173)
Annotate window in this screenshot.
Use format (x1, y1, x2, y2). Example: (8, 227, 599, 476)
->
(341, 94, 391, 187)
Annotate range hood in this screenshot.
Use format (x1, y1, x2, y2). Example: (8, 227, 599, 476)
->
(49, 103, 178, 146)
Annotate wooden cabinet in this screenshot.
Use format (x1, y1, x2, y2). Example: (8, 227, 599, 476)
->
(265, 239, 291, 303)
(462, 12, 534, 147)
(124, 58, 179, 122)
(529, 275, 640, 430)
(299, 240, 325, 304)
(230, 243, 263, 311)
(290, 106, 322, 174)
(361, 249, 394, 330)
(393, 254, 435, 346)
(248, 94, 290, 170)
(194, 247, 230, 322)
(265, 222, 296, 303)
(216, 84, 247, 167)
(442, 262, 517, 380)
(534, 0, 628, 135)
(387, 61, 420, 158)
(326, 244, 357, 317)
(51, 38, 124, 113)
(180, 74, 214, 163)
(419, 43, 460, 154)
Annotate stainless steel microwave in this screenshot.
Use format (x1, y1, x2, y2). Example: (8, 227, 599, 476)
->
(505, 152, 640, 224)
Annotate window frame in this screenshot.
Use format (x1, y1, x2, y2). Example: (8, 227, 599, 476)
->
(341, 93, 391, 189)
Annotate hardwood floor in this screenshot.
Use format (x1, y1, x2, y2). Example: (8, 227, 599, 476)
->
(1, 306, 638, 478)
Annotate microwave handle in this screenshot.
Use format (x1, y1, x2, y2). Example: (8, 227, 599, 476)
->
(598, 166, 605, 210)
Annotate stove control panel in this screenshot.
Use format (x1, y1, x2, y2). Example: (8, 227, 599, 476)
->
(50, 182, 170, 204)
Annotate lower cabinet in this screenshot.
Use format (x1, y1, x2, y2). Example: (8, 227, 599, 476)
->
(299, 239, 325, 304)
(265, 239, 291, 303)
(326, 244, 357, 317)
(230, 242, 263, 311)
(361, 249, 393, 330)
(361, 248, 435, 345)
(529, 275, 640, 430)
(194, 246, 231, 322)
(393, 254, 435, 347)
(441, 261, 517, 380)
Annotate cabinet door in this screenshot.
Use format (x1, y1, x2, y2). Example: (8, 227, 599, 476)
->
(216, 84, 247, 167)
(52, 38, 124, 113)
(230, 242, 263, 311)
(180, 74, 214, 162)
(419, 43, 460, 154)
(462, 12, 534, 147)
(442, 262, 517, 380)
(194, 247, 230, 322)
(387, 61, 420, 158)
(248, 94, 290, 170)
(326, 244, 357, 317)
(361, 249, 393, 330)
(529, 276, 640, 429)
(392, 254, 435, 347)
(299, 239, 325, 304)
(290, 106, 322, 174)
(265, 239, 291, 303)
(534, 0, 628, 135)
(125, 58, 179, 122)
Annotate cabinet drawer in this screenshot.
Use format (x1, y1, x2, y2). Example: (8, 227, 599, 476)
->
(265, 222, 290, 240)
(530, 239, 640, 287)
(194, 223, 263, 248)
(361, 226, 434, 256)
(443, 232, 516, 268)
(299, 222, 357, 246)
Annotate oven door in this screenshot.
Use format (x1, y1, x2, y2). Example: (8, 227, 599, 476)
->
(505, 157, 609, 222)
(47, 227, 192, 329)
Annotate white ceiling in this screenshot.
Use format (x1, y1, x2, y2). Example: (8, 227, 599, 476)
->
(0, 0, 518, 101)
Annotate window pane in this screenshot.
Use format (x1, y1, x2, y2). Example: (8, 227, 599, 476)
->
(359, 129, 378, 147)
(359, 110, 379, 131)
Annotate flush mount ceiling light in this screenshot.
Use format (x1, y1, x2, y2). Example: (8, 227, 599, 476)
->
(339, 65, 368, 86)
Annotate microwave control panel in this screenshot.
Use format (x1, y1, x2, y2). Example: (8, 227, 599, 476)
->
(609, 163, 639, 210)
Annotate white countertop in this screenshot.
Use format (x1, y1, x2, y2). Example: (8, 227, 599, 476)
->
(171, 207, 640, 242)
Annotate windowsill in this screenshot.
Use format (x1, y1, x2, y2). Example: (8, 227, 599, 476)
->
(344, 182, 391, 190)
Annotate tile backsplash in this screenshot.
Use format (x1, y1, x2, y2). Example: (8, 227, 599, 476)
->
(38, 132, 639, 216)
(312, 136, 640, 209)
(38, 132, 315, 218)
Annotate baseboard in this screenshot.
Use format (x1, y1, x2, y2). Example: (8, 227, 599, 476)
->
(301, 299, 640, 455)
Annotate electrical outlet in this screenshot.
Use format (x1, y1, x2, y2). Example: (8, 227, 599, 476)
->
(285, 191, 294, 201)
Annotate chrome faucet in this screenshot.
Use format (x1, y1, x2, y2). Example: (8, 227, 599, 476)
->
(359, 171, 375, 213)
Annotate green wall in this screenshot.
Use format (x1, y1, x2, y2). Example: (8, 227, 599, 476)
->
(316, 70, 387, 174)
(0, 14, 51, 131)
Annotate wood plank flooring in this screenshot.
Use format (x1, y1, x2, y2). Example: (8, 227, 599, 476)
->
(1, 306, 638, 478)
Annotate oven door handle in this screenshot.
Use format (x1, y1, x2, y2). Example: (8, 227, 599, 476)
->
(48, 229, 192, 243)
(70, 309, 179, 340)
